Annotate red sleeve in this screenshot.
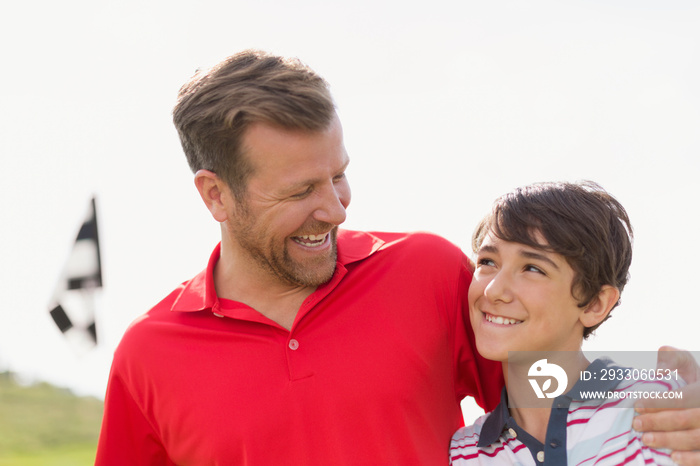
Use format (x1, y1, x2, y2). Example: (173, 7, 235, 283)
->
(96, 368, 176, 465)
(453, 253, 504, 412)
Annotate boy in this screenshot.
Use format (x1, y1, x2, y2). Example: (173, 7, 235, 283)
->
(450, 181, 683, 465)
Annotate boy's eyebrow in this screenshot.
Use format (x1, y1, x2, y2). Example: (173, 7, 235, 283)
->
(478, 244, 498, 254)
(520, 250, 560, 270)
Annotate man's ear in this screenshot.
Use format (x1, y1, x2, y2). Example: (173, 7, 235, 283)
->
(194, 170, 231, 223)
(580, 285, 620, 328)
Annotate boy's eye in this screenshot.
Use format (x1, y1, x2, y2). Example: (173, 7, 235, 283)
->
(477, 258, 496, 267)
(525, 264, 545, 275)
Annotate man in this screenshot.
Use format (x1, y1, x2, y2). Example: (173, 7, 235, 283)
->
(96, 50, 700, 465)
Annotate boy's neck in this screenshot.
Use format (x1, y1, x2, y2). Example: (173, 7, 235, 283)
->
(502, 351, 590, 443)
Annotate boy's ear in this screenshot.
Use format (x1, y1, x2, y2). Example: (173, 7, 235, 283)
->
(194, 170, 233, 223)
(580, 285, 620, 328)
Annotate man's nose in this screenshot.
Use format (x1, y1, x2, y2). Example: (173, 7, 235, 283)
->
(313, 180, 350, 226)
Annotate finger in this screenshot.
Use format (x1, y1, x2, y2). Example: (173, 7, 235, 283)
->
(637, 427, 700, 452)
(634, 407, 700, 433)
(657, 346, 700, 384)
(671, 450, 700, 466)
(635, 383, 700, 414)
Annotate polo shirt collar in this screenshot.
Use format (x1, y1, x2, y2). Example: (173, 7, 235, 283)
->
(170, 229, 385, 314)
(567, 357, 622, 400)
(478, 387, 510, 447)
(476, 357, 624, 448)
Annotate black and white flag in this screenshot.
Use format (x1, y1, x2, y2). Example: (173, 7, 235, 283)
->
(49, 197, 102, 350)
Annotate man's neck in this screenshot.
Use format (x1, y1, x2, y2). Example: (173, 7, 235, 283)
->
(214, 238, 317, 331)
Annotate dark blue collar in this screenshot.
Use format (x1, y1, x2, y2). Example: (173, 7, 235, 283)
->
(478, 387, 510, 448)
(477, 357, 625, 464)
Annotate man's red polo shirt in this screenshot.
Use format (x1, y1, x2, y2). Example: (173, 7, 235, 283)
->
(96, 230, 502, 465)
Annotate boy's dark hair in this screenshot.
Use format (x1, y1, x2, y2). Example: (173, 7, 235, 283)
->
(472, 181, 633, 339)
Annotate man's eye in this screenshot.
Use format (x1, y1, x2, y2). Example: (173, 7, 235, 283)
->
(291, 187, 312, 198)
(333, 172, 346, 182)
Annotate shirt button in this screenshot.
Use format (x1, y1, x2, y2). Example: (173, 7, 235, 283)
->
(508, 428, 517, 438)
(289, 339, 299, 350)
(212, 312, 224, 318)
(537, 451, 545, 462)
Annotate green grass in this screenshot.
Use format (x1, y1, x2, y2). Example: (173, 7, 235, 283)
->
(0, 372, 102, 464)
(0, 444, 96, 466)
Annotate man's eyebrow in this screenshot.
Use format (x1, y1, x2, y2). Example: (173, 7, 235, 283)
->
(282, 157, 350, 194)
(337, 156, 350, 175)
(520, 250, 559, 269)
(280, 179, 315, 196)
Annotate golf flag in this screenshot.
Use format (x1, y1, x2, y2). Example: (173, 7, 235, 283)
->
(49, 197, 102, 350)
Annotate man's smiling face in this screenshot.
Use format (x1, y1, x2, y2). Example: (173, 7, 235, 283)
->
(225, 115, 351, 287)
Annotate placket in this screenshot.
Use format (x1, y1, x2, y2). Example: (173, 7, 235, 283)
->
(284, 263, 347, 382)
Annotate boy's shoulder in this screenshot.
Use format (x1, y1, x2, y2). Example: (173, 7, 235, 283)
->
(450, 407, 531, 465)
(451, 412, 489, 445)
(566, 359, 683, 466)
(450, 412, 490, 462)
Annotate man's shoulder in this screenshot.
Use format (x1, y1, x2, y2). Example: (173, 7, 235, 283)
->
(337, 229, 471, 280)
(114, 280, 194, 351)
(339, 229, 464, 257)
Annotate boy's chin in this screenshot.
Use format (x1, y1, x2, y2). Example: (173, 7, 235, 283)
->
(476, 344, 508, 363)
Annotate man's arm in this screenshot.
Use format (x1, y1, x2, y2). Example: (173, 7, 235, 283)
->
(633, 347, 700, 466)
(96, 370, 176, 466)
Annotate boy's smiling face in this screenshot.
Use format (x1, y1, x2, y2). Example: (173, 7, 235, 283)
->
(469, 231, 589, 362)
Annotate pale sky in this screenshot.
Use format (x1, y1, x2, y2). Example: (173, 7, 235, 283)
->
(1, 0, 698, 424)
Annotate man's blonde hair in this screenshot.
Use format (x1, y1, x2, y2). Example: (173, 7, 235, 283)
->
(173, 50, 336, 199)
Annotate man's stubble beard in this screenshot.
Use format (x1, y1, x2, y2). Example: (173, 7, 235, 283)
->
(230, 217, 339, 288)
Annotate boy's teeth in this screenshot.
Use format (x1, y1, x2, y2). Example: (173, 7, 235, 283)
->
(486, 314, 520, 325)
